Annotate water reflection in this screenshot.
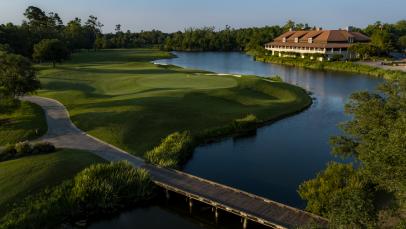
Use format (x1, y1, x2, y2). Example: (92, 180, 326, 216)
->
(155, 52, 382, 207)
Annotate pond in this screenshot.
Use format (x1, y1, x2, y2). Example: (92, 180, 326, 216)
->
(90, 52, 382, 228)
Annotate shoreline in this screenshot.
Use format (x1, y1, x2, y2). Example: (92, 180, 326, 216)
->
(252, 53, 406, 80)
(152, 54, 313, 168)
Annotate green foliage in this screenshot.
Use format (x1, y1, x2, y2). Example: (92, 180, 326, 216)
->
(31, 142, 56, 154)
(269, 75, 283, 82)
(0, 161, 153, 228)
(298, 162, 359, 215)
(233, 114, 258, 130)
(163, 26, 283, 52)
(399, 35, 406, 50)
(0, 52, 40, 97)
(14, 141, 32, 155)
(348, 43, 380, 60)
(300, 78, 406, 227)
(33, 39, 70, 67)
(145, 131, 194, 168)
(71, 161, 153, 216)
(0, 145, 16, 161)
(298, 162, 377, 227)
(0, 141, 56, 162)
(0, 149, 104, 216)
(256, 54, 406, 79)
(332, 78, 406, 198)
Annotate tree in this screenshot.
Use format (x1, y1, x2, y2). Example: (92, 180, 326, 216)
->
(300, 78, 406, 227)
(0, 52, 40, 97)
(33, 39, 70, 67)
(85, 15, 103, 51)
(348, 43, 379, 60)
(371, 30, 394, 53)
(399, 35, 406, 51)
(298, 163, 377, 227)
(64, 18, 85, 51)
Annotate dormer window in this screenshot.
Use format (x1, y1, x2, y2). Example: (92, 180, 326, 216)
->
(282, 37, 286, 43)
(308, 38, 313, 43)
(294, 37, 299, 43)
(348, 37, 354, 43)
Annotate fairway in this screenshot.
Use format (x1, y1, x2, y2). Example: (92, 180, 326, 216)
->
(38, 49, 311, 157)
(0, 149, 104, 214)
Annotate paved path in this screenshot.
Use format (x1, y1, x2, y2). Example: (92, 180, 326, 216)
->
(21, 96, 328, 228)
(21, 96, 144, 166)
(357, 61, 406, 72)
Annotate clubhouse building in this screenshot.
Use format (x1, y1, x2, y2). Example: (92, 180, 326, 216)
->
(265, 28, 370, 61)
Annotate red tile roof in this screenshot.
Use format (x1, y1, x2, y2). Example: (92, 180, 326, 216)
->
(267, 29, 370, 45)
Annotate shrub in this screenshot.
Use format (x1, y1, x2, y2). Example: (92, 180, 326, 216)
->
(0, 141, 56, 162)
(0, 161, 154, 228)
(0, 144, 16, 161)
(71, 161, 153, 217)
(145, 131, 194, 168)
(269, 75, 283, 82)
(233, 114, 258, 130)
(14, 141, 32, 155)
(32, 142, 56, 154)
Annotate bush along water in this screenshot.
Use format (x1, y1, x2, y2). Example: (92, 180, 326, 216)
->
(145, 114, 259, 169)
(145, 131, 194, 169)
(0, 141, 56, 162)
(254, 54, 406, 80)
(0, 161, 154, 229)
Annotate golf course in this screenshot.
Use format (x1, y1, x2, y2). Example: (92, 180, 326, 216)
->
(34, 49, 311, 159)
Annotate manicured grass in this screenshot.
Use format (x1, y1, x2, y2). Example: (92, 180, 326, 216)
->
(0, 101, 47, 146)
(37, 49, 311, 157)
(0, 149, 104, 214)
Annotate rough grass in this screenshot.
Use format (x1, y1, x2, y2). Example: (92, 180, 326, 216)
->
(37, 49, 311, 157)
(0, 101, 47, 146)
(0, 149, 104, 214)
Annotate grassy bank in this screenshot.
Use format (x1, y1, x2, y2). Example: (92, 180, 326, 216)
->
(37, 49, 311, 167)
(0, 101, 47, 146)
(0, 149, 104, 214)
(254, 54, 406, 80)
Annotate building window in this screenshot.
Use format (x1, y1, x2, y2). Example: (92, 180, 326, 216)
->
(348, 37, 354, 43)
(294, 37, 299, 43)
(308, 38, 313, 43)
(283, 37, 286, 43)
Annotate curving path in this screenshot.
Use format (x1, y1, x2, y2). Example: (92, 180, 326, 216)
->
(22, 96, 328, 228)
(21, 96, 145, 166)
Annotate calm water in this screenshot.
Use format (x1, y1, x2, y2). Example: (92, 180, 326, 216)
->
(91, 52, 382, 228)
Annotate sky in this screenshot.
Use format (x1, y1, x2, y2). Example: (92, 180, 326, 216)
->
(0, 0, 405, 33)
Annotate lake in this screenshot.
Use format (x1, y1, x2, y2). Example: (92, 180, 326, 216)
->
(90, 52, 382, 228)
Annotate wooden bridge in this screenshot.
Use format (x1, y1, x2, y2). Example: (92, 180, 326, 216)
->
(143, 164, 329, 229)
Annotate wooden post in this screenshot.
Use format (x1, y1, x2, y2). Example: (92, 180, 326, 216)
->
(165, 189, 170, 200)
(188, 198, 193, 214)
(242, 217, 248, 229)
(214, 207, 219, 224)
